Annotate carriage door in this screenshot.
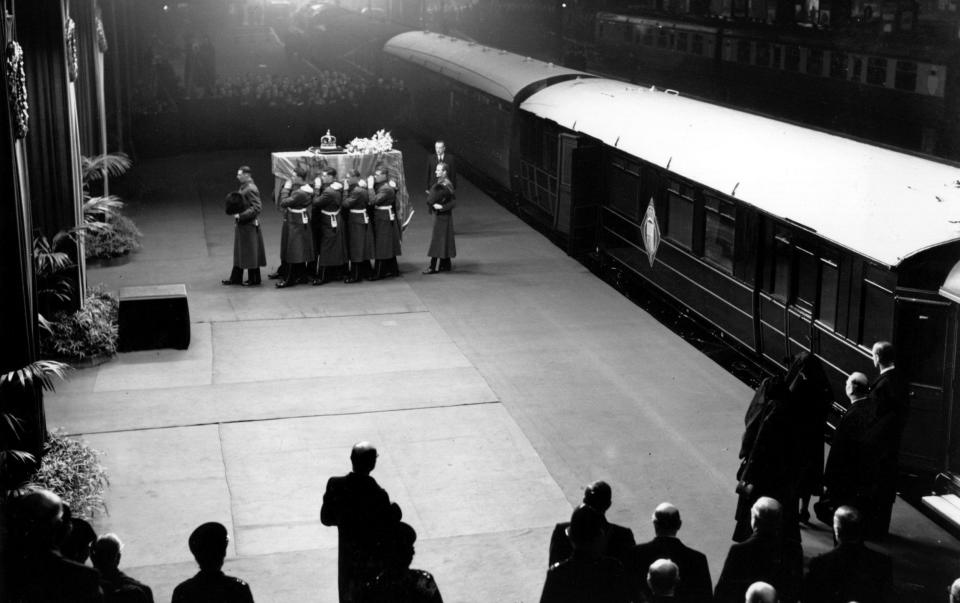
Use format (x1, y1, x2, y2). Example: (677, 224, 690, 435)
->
(555, 133, 580, 236)
(567, 144, 604, 257)
(896, 296, 953, 472)
(759, 230, 817, 368)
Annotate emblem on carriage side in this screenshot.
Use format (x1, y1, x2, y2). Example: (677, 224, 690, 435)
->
(642, 198, 661, 267)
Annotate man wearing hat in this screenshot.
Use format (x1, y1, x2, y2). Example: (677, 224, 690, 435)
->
(548, 480, 635, 567)
(222, 165, 266, 286)
(172, 522, 253, 602)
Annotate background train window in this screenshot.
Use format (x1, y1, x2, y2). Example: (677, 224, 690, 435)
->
(772, 45, 783, 69)
(818, 259, 839, 328)
(607, 159, 641, 219)
(657, 28, 671, 49)
(894, 60, 917, 91)
(866, 57, 887, 86)
(785, 45, 801, 72)
(692, 34, 704, 55)
(829, 51, 848, 79)
(807, 48, 824, 76)
(852, 56, 863, 81)
(677, 31, 689, 52)
(703, 194, 735, 273)
(772, 235, 791, 299)
(666, 180, 695, 249)
(859, 279, 894, 345)
(642, 26, 655, 46)
(737, 39, 751, 63)
(756, 42, 771, 67)
(794, 247, 817, 312)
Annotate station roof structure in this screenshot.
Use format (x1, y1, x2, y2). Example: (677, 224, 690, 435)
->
(384, 31, 591, 103)
(521, 77, 960, 267)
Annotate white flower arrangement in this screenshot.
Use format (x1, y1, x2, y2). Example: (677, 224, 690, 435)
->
(345, 129, 394, 154)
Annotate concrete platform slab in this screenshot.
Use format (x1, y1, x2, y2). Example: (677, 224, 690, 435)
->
(93, 322, 213, 392)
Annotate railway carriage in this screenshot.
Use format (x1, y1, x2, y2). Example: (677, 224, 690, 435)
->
(383, 32, 960, 497)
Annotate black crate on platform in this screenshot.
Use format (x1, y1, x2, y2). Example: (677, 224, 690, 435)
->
(118, 284, 191, 352)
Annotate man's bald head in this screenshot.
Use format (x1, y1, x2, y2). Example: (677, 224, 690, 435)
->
(872, 341, 895, 368)
(647, 558, 679, 596)
(833, 505, 863, 544)
(845, 372, 869, 400)
(652, 502, 681, 536)
(949, 577, 960, 603)
(750, 497, 782, 535)
(745, 581, 778, 603)
(18, 489, 64, 548)
(350, 441, 378, 474)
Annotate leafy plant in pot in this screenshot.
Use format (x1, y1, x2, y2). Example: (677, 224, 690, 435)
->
(79, 153, 141, 261)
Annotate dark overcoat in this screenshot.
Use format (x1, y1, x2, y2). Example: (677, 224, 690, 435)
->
(426, 179, 457, 259)
(313, 181, 347, 266)
(278, 183, 315, 263)
(371, 180, 401, 259)
(320, 472, 402, 603)
(233, 181, 266, 269)
(343, 181, 375, 262)
(426, 151, 457, 189)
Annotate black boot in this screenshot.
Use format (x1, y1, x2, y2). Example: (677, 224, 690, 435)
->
(222, 266, 243, 285)
(438, 258, 452, 272)
(422, 258, 438, 275)
(313, 266, 328, 286)
(268, 263, 286, 279)
(344, 262, 361, 283)
(242, 268, 262, 286)
(276, 264, 300, 288)
(369, 260, 382, 281)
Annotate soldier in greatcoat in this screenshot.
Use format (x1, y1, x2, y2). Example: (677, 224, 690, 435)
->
(223, 165, 266, 286)
(312, 167, 347, 285)
(369, 165, 401, 280)
(276, 167, 315, 288)
(342, 168, 374, 283)
(422, 162, 456, 275)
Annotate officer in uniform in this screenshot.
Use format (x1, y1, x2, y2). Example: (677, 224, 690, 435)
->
(312, 166, 346, 285)
(423, 162, 457, 275)
(223, 165, 266, 286)
(172, 522, 253, 603)
(276, 167, 315, 288)
(370, 165, 401, 280)
(342, 168, 374, 283)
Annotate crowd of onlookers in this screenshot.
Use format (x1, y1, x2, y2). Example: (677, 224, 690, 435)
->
(208, 71, 405, 110)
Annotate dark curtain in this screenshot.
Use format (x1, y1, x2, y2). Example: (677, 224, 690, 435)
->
(101, 0, 133, 154)
(74, 0, 101, 157)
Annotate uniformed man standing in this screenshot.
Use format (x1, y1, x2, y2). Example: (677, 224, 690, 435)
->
(276, 167, 315, 288)
(422, 162, 457, 275)
(223, 165, 266, 286)
(342, 168, 374, 283)
(370, 165, 401, 280)
(312, 167, 347, 285)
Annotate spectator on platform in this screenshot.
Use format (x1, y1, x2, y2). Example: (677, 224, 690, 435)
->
(783, 352, 832, 525)
(802, 506, 893, 603)
(12, 488, 103, 602)
(361, 522, 443, 602)
(426, 140, 457, 190)
(867, 340, 908, 539)
(745, 581, 777, 603)
(646, 558, 680, 602)
(60, 514, 98, 564)
(172, 522, 253, 603)
(321, 441, 403, 603)
(223, 165, 266, 287)
(630, 502, 712, 602)
(548, 481, 636, 567)
(423, 162, 457, 275)
(715, 497, 802, 603)
(91, 533, 154, 603)
(540, 505, 632, 603)
(275, 167, 315, 288)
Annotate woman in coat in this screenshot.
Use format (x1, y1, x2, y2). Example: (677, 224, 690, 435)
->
(276, 167, 315, 288)
(422, 162, 456, 274)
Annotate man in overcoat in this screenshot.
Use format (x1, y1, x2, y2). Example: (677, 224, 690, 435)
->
(276, 167, 315, 288)
(630, 503, 712, 602)
(426, 140, 456, 190)
(342, 169, 374, 283)
(321, 442, 402, 603)
(370, 166, 401, 280)
(423, 162, 457, 275)
(223, 166, 266, 286)
(311, 167, 346, 285)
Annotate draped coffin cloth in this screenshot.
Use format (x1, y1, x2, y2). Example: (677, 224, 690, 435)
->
(271, 150, 411, 226)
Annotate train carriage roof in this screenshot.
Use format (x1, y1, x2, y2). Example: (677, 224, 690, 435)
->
(520, 78, 960, 267)
(384, 31, 590, 103)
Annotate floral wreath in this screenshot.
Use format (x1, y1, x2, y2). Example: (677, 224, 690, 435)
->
(96, 17, 108, 53)
(6, 41, 28, 139)
(66, 18, 78, 82)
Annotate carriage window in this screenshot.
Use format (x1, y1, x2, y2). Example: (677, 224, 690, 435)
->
(785, 45, 801, 72)
(807, 48, 824, 76)
(703, 195, 735, 273)
(666, 180, 695, 249)
(894, 60, 917, 91)
(657, 28, 671, 48)
(772, 45, 783, 69)
(852, 56, 863, 81)
(860, 279, 894, 345)
(677, 31, 689, 52)
(756, 42, 771, 67)
(795, 247, 817, 312)
(608, 159, 641, 219)
(642, 26, 655, 46)
(819, 259, 839, 328)
(692, 34, 704, 55)
(772, 236, 791, 299)
(830, 52, 848, 79)
(866, 57, 887, 86)
(737, 40, 751, 63)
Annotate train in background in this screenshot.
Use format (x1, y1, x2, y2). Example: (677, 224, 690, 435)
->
(590, 11, 960, 160)
(382, 31, 960, 506)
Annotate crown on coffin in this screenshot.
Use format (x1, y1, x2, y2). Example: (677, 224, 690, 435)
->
(320, 130, 337, 150)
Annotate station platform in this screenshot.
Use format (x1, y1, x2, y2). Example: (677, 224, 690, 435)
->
(46, 141, 960, 601)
